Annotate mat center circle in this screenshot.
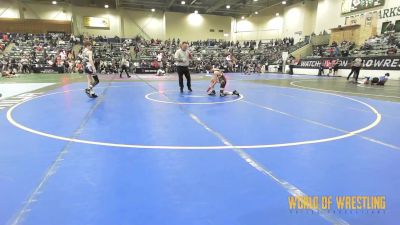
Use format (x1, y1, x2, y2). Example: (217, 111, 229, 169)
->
(145, 90, 244, 105)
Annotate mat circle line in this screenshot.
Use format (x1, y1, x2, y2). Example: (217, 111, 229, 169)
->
(145, 90, 244, 105)
(6, 84, 381, 150)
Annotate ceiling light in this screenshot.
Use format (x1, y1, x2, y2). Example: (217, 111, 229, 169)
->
(151, 8, 155, 12)
(255, 11, 258, 14)
(194, 10, 198, 14)
(282, 1, 287, 4)
(226, 5, 230, 9)
(241, 16, 245, 19)
(52, 1, 57, 4)
(276, 13, 280, 16)
(181, 1, 185, 4)
(104, 4, 109, 8)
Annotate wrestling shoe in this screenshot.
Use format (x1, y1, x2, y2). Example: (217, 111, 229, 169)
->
(85, 88, 91, 98)
(208, 90, 216, 96)
(188, 87, 193, 92)
(220, 92, 226, 97)
(232, 90, 240, 96)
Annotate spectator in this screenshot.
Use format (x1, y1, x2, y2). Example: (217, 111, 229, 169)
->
(387, 46, 397, 55)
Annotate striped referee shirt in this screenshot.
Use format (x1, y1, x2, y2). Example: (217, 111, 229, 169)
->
(174, 49, 190, 67)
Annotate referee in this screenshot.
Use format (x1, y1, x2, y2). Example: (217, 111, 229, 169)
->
(174, 42, 192, 93)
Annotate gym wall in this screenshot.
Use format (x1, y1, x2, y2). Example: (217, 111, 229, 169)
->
(121, 10, 165, 40)
(0, 18, 71, 33)
(165, 12, 231, 41)
(231, 5, 284, 41)
(282, 0, 317, 41)
(231, 0, 318, 42)
(1, 0, 400, 40)
(315, 0, 400, 35)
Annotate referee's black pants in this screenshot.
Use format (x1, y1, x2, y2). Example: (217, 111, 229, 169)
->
(177, 66, 191, 90)
(347, 66, 356, 80)
(120, 65, 130, 77)
(353, 67, 361, 82)
(289, 65, 294, 75)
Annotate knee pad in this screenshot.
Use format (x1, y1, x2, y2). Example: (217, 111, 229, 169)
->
(92, 75, 99, 87)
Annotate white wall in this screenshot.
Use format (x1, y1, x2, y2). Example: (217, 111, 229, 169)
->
(1, 0, 399, 40)
(364, 0, 399, 34)
(232, 16, 284, 41)
(0, 1, 72, 20)
(314, 0, 345, 34)
(282, 1, 317, 41)
(314, 0, 400, 35)
(71, 6, 122, 37)
(231, 5, 284, 41)
(23, 3, 72, 21)
(165, 12, 231, 41)
(0, 0, 20, 18)
(122, 10, 165, 39)
(230, 1, 319, 42)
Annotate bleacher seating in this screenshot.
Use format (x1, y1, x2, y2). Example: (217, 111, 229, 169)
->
(1, 33, 307, 74)
(307, 31, 400, 59)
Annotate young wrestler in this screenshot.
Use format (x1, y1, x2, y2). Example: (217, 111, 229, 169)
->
(362, 73, 390, 86)
(206, 66, 240, 97)
(82, 41, 99, 98)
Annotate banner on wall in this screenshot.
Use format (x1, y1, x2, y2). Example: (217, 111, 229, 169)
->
(341, 0, 385, 14)
(135, 68, 158, 74)
(83, 17, 110, 29)
(295, 56, 400, 70)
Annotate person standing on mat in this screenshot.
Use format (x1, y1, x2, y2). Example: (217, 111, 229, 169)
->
(287, 54, 295, 75)
(174, 42, 192, 93)
(82, 41, 100, 98)
(347, 57, 362, 82)
(120, 56, 131, 78)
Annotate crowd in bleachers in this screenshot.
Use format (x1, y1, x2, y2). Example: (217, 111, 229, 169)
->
(309, 31, 400, 59)
(357, 33, 400, 56)
(0, 38, 9, 52)
(312, 40, 355, 58)
(0, 32, 75, 76)
(101, 35, 304, 74)
(1, 33, 306, 76)
(0, 31, 306, 77)
(2, 29, 400, 77)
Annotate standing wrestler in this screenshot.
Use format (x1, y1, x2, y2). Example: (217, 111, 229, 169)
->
(82, 41, 100, 98)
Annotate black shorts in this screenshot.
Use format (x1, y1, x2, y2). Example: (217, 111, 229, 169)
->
(371, 77, 379, 84)
(218, 75, 226, 84)
(85, 65, 94, 75)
